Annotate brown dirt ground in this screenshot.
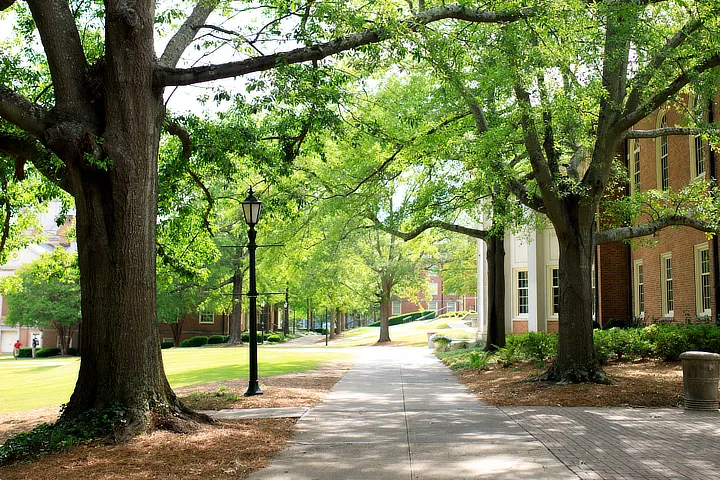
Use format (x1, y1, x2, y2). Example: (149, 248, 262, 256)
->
(0, 358, 686, 479)
(457, 359, 685, 408)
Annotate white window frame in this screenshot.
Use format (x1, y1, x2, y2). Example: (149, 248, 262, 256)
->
(429, 282, 439, 295)
(546, 266, 559, 318)
(391, 301, 402, 316)
(199, 312, 215, 324)
(633, 260, 645, 317)
(689, 95, 707, 181)
(660, 253, 674, 317)
(656, 113, 670, 190)
(429, 300, 438, 311)
(695, 244, 712, 316)
(514, 268, 529, 317)
(630, 138, 641, 194)
(446, 301, 456, 313)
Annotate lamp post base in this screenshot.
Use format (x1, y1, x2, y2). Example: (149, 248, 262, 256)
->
(244, 382, 263, 396)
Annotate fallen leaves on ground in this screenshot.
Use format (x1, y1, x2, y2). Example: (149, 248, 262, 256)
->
(457, 359, 685, 408)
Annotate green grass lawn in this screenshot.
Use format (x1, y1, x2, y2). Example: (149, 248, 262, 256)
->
(0, 346, 353, 414)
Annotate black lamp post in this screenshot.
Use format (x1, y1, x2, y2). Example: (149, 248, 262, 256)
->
(242, 188, 262, 396)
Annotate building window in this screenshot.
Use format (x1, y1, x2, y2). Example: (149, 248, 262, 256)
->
(658, 114, 669, 190)
(199, 313, 215, 324)
(661, 253, 673, 316)
(630, 138, 641, 193)
(695, 245, 712, 315)
(429, 300, 438, 311)
(547, 267, 559, 317)
(57, 338, 71, 349)
(690, 95, 706, 180)
(446, 301, 456, 313)
(634, 260, 644, 317)
(515, 269, 529, 316)
(429, 282, 439, 295)
(391, 301, 402, 316)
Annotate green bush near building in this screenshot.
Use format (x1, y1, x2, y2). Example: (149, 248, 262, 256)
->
(207, 335, 227, 345)
(179, 336, 208, 348)
(35, 348, 61, 358)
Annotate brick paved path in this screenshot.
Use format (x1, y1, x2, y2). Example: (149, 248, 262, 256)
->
(503, 407, 720, 480)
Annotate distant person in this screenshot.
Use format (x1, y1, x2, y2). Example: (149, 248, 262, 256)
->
(13, 340, 21, 359)
(31, 338, 38, 358)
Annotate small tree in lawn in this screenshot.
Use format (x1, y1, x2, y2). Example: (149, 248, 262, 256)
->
(0, 248, 80, 354)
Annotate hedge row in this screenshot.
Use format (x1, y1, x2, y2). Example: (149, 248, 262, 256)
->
(368, 310, 434, 327)
(438, 324, 720, 370)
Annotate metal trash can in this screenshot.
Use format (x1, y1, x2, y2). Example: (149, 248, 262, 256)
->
(679, 351, 720, 411)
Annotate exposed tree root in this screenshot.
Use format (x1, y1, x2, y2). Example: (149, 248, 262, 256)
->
(535, 363, 613, 385)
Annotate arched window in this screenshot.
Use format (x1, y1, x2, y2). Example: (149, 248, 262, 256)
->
(656, 113, 669, 190)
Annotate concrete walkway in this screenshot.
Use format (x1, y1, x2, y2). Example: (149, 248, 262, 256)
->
(250, 347, 575, 480)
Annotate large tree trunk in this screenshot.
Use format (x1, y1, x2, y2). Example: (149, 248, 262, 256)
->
(484, 232, 506, 351)
(228, 271, 243, 344)
(542, 213, 609, 384)
(329, 309, 336, 339)
(60, 2, 204, 435)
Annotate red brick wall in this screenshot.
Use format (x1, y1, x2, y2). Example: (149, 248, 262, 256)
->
(628, 98, 719, 322)
(598, 242, 630, 325)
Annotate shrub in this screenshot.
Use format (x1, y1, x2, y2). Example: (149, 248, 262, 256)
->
(469, 351, 491, 370)
(436, 347, 486, 370)
(494, 343, 520, 367)
(509, 332, 558, 361)
(66, 347, 79, 356)
(207, 335, 226, 345)
(160, 340, 174, 349)
(17, 347, 32, 358)
(266, 334, 282, 343)
(430, 334, 452, 352)
(35, 348, 61, 358)
(241, 332, 264, 342)
(653, 330, 688, 361)
(179, 336, 208, 348)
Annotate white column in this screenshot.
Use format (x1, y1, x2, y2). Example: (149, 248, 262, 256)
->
(476, 238, 488, 341)
(527, 230, 539, 332)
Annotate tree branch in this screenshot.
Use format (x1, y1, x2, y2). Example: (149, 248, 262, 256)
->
(624, 17, 704, 115)
(0, 131, 71, 194)
(617, 53, 720, 133)
(0, 85, 50, 138)
(26, 0, 89, 112)
(623, 127, 708, 139)
(595, 214, 715, 245)
(155, 4, 531, 87)
(159, 0, 221, 68)
(164, 120, 214, 235)
(370, 214, 488, 241)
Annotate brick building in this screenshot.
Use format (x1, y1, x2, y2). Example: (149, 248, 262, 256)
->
(477, 94, 719, 336)
(623, 96, 719, 323)
(391, 272, 477, 318)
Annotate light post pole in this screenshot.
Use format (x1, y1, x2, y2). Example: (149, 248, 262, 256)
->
(284, 285, 289, 335)
(242, 188, 262, 396)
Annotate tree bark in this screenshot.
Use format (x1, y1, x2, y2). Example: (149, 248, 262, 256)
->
(170, 320, 184, 347)
(228, 271, 243, 344)
(484, 233, 506, 351)
(542, 211, 609, 384)
(59, 1, 206, 435)
(329, 309, 336, 339)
